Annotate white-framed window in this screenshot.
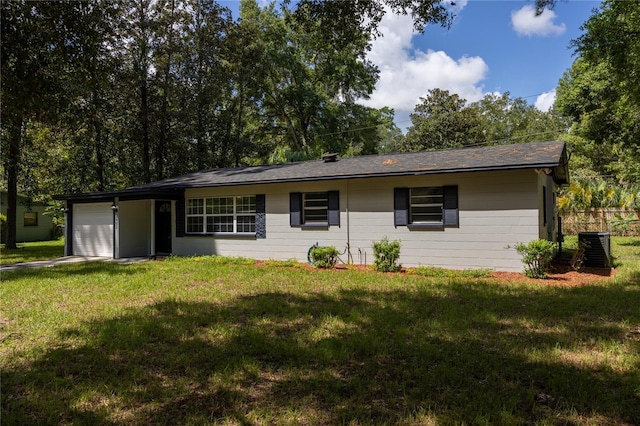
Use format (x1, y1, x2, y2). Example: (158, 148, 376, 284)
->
(186, 196, 256, 234)
(410, 187, 444, 224)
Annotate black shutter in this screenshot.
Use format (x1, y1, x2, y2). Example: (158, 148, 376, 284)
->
(328, 191, 340, 226)
(255, 194, 266, 238)
(394, 188, 409, 226)
(175, 194, 185, 237)
(290, 192, 302, 226)
(66, 202, 74, 255)
(443, 185, 459, 228)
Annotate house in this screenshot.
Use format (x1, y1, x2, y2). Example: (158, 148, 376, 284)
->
(1, 191, 55, 242)
(54, 141, 569, 272)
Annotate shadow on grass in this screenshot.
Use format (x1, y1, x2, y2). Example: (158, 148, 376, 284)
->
(3, 282, 639, 424)
(0, 261, 146, 282)
(618, 240, 640, 246)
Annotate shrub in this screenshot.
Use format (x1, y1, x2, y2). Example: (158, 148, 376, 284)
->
(513, 239, 556, 279)
(372, 237, 402, 272)
(309, 246, 339, 268)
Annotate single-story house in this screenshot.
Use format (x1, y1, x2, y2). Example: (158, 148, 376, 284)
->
(54, 140, 569, 272)
(1, 191, 55, 242)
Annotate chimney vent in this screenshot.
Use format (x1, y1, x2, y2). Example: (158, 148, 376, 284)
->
(322, 153, 338, 163)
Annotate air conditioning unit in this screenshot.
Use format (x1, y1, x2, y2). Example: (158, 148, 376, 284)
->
(578, 232, 611, 268)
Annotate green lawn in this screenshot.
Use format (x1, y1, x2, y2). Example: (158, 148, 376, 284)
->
(0, 239, 64, 265)
(1, 238, 639, 425)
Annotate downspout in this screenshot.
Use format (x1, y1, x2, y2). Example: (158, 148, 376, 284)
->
(346, 181, 351, 264)
(113, 197, 119, 259)
(150, 200, 155, 258)
(64, 202, 73, 256)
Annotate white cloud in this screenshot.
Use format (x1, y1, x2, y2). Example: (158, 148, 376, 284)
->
(361, 8, 488, 126)
(534, 90, 556, 112)
(511, 5, 566, 37)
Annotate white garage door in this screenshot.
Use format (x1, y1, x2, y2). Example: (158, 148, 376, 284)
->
(73, 203, 114, 257)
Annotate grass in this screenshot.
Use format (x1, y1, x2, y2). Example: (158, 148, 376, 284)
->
(1, 238, 639, 425)
(0, 239, 64, 265)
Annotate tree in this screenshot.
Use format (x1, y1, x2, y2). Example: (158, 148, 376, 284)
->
(470, 92, 566, 145)
(236, 0, 381, 160)
(572, 0, 640, 108)
(1, 1, 93, 247)
(554, 0, 640, 185)
(404, 89, 483, 151)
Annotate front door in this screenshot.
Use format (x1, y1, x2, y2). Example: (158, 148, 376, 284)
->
(155, 201, 172, 254)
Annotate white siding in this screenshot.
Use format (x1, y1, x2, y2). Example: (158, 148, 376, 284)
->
(72, 203, 114, 257)
(118, 200, 151, 257)
(172, 169, 542, 272)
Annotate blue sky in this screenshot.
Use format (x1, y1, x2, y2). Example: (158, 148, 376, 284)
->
(360, 0, 602, 129)
(222, 0, 602, 130)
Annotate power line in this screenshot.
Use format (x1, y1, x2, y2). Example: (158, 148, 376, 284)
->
(311, 91, 557, 139)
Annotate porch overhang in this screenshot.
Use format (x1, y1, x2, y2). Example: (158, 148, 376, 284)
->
(53, 187, 184, 203)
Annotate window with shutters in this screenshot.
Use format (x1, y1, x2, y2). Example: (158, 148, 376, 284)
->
(186, 196, 256, 234)
(394, 186, 458, 229)
(290, 191, 339, 228)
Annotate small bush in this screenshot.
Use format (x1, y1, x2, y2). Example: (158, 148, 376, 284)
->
(513, 239, 556, 279)
(309, 246, 339, 268)
(372, 237, 402, 272)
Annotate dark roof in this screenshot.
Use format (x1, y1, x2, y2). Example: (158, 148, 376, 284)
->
(55, 141, 568, 201)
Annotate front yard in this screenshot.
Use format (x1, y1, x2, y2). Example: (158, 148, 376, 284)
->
(0, 239, 64, 265)
(1, 238, 639, 425)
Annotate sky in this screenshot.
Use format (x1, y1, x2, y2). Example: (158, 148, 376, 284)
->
(222, 0, 602, 131)
(360, 0, 602, 130)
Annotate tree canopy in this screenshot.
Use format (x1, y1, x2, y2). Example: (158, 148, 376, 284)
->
(2, 0, 640, 247)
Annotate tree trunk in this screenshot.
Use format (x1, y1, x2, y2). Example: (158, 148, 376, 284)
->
(141, 78, 151, 183)
(94, 120, 105, 192)
(4, 116, 22, 249)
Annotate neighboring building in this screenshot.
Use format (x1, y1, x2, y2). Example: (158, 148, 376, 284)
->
(54, 141, 569, 272)
(1, 192, 54, 242)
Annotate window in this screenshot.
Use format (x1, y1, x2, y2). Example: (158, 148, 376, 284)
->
(186, 196, 256, 234)
(394, 186, 458, 228)
(290, 191, 339, 227)
(303, 192, 328, 224)
(23, 211, 38, 227)
(410, 187, 443, 224)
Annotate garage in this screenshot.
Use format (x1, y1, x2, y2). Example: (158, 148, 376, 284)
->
(72, 202, 114, 257)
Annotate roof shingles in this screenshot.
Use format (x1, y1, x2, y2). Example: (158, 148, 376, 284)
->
(55, 141, 568, 201)
(141, 140, 567, 189)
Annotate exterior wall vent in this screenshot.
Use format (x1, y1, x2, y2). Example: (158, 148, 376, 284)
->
(322, 153, 338, 163)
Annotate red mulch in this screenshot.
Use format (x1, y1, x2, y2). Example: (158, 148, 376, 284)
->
(256, 259, 615, 287)
(489, 262, 615, 287)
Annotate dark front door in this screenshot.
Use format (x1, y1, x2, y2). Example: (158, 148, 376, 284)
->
(155, 201, 172, 254)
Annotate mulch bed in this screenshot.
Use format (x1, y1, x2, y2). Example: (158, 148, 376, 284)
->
(257, 259, 616, 287)
(489, 262, 615, 287)
(337, 259, 615, 287)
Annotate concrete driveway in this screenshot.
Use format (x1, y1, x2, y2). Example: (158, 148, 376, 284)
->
(0, 256, 149, 272)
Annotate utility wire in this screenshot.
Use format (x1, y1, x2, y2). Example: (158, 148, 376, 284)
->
(311, 91, 558, 140)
